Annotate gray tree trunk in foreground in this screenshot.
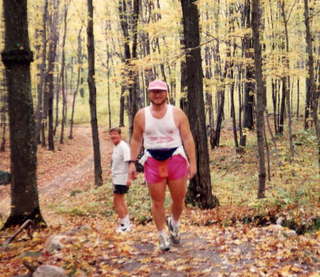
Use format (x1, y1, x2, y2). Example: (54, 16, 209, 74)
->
(1, 0, 46, 228)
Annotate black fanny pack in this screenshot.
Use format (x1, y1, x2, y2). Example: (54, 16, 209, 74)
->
(147, 147, 178, 161)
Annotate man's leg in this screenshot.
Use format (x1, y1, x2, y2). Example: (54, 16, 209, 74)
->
(148, 179, 171, 250)
(167, 177, 188, 222)
(166, 177, 187, 244)
(147, 179, 167, 231)
(113, 193, 128, 219)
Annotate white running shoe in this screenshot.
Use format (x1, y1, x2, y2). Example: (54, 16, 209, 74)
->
(159, 233, 170, 251)
(166, 217, 180, 244)
(116, 223, 132, 233)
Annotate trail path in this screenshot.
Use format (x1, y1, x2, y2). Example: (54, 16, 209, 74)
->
(0, 126, 112, 217)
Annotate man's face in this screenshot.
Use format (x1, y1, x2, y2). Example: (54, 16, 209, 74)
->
(110, 131, 121, 145)
(148, 89, 167, 105)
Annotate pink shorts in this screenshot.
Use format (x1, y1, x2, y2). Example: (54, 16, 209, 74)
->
(144, 154, 188, 184)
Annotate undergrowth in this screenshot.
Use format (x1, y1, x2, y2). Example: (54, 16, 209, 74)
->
(50, 124, 319, 234)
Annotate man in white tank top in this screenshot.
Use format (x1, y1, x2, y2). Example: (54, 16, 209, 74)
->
(128, 80, 196, 251)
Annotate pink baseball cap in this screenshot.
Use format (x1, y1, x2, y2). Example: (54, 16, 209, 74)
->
(148, 80, 168, 91)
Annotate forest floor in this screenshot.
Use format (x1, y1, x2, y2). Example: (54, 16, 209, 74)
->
(0, 124, 319, 276)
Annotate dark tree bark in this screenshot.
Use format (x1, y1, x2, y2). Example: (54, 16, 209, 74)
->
(296, 78, 300, 118)
(252, 0, 266, 199)
(45, 0, 60, 151)
(227, 5, 239, 152)
(87, 0, 103, 187)
(211, 0, 226, 149)
(118, 0, 141, 135)
(140, 0, 155, 86)
(179, 36, 188, 112)
(119, 87, 125, 127)
(0, 75, 7, 152)
(118, 0, 132, 128)
(181, 0, 219, 209)
(242, 0, 255, 134)
(238, 68, 244, 148)
(271, 80, 278, 133)
(0, 116, 6, 152)
(1, 0, 46, 228)
(230, 69, 240, 151)
(128, 0, 141, 136)
(278, 82, 286, 135)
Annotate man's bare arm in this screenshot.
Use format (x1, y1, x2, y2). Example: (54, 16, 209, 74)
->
(128, 109, 144, 180)
(176, 109, 197, 178)
(130, 109, 144, 161)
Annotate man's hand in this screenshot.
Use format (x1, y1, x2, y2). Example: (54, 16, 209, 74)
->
(128, 163, 137, 181)
(188, 162, 197, 179)
(126, 179, 132, 186)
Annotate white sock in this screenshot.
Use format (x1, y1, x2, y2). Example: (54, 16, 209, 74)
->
(158, 230, 167, 237)
(120, 215, 130, 225)
(172, 217, 179, 227)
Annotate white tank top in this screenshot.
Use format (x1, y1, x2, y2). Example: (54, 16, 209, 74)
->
(143, 104, 182, 149)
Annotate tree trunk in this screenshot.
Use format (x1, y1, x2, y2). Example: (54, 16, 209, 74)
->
(0, 111, 6, 152)
(304, 0, 320, 171)
(242, 0, 255, 134)
(59, 3, 69, 144)
(278, 83, 286, 135)
(179, 36, 188, 112)
(271, 79, 278, 133)
(0, 76, 7, 152)
(119, 87, 125, 127)
(211, 0, 226, 149)
(46, 0, 60, 151)
(105, 20, 112, 129)
(69, 28, 83, 139)
(127, 0, 141, 136)
(181, 0, 219, 209)
(230, 71, 239, 151)
(296, 78, 300, 118)
(39, 0, 49, 147)
(280, 1, 294, 158)
(87, 0, 103, 187)
(204, 7, 214, 128)
(36, 0, 48, 146)
(212, 91, 225, 148)
(118, 0, 131, 122)
(1, 0, 46, 228)
(252, 0, 266, 199)
(238, 69, 245, 148)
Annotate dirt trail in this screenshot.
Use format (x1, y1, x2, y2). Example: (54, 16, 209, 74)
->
(39, 127, 112, 195)
(0, 126, 113, 218)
